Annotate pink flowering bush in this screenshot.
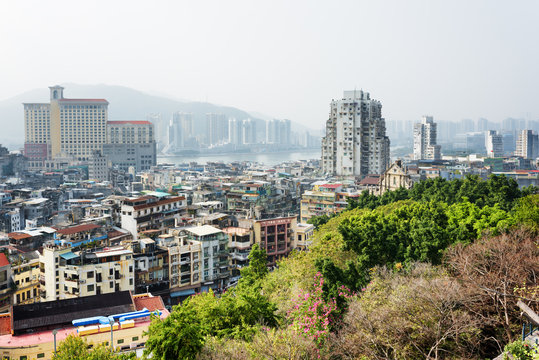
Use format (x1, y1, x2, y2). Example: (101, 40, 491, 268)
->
(287, 272, 354, 349)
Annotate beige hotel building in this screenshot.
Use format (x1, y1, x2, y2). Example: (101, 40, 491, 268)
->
(24, 85, 108, 168)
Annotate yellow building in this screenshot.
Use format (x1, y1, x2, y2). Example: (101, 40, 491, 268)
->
(293, 223, 314, 250)
(0, 292, 168, 360)
(12, 255, 40, 305)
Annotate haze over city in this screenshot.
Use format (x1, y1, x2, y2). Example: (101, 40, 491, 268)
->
(2, 0, 539, 129)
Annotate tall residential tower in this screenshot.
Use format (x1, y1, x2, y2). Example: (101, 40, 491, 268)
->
(321, 90, 390, 176)
(413, 116, 441, 160)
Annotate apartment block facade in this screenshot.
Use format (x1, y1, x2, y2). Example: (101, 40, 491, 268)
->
(103, 120, 157, 172)
(485, 130, 504, 158)
(121, 196, 187, 239)
(413, 116, 441, 160)
(516, 130, 539, 159)
(39, 246, 134, 302)
(253, 216, 296, 267)
(184, 225, 229, 291)
(322, 90, 390, 176)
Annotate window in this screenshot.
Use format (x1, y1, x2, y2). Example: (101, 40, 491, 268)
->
(132, 336, 139, 341)
(87, 284, 94, 292)
(117, 339, 124, 344)
(37, 354, 45, 359)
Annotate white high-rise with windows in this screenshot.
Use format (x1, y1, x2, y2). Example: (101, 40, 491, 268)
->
(321, 90, 390, 176)
(516, 130, 539, 159)
(485, 130, 503, 158)
(413, 116, 441, 160)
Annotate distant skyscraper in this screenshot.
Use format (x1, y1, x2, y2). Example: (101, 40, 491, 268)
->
(24, 86, 108, 167)
(321, 90, 390, 176)
(485, 130, 503, 158)
(228, 118, 243, 145)
(265, 119, 291, 145)
(516, 130, 539, 159)
(459, 119, 475, 134)
(242, 119, 256, 144)
(169, 112, 193, 149)
(146, 113, 163, 145)
(413, 116, 441, 160)
(206, 113, 228, 146)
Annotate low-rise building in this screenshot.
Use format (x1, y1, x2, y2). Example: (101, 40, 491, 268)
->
(253, 216, 296, 267)
(293, 223, 314, 250)
(223, 226, 253, 276)
(121, 195, 187, 239)
(0, 254, 12, 312)
(167, 235, 202, 302)
(39, 245, 135, 302)
(12, 252, 40, 305)
(184, 225, 229, 291)
(0, 291, 168, 359)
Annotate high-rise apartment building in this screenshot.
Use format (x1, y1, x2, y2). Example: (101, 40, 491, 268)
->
(321, 90, 390, 176)
(485, 130, 503, 158)
(24, 86, 108, 164)
(413, 116, 441, 160)
(206, 113, 228, 146)
(516, 130, 539, 159)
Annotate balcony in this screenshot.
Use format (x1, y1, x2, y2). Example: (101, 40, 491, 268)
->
(64, 278, 78, 287)
(231, 253, 249, 261)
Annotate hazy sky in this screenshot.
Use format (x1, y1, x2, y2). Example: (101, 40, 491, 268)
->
(1, 0, 538, 129)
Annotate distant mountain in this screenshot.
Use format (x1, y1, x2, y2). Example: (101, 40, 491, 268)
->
(0, 83, 316, 148)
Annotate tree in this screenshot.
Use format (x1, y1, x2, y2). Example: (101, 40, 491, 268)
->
(445, 228, 539, 357)
(238, 244, 267, 285)
(144, 245, 278, 359)
(54, 335, 135, 360)
(333, 264, 482, 360)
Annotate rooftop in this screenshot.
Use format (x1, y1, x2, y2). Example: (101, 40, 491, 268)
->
(186, 225, 223, 237)
(0, 254, 8, 267)
(108, 120, 152, 125)
(56, 223, 100, 236)
(11, 291, 133, 334)
(58, 98, 108, 104)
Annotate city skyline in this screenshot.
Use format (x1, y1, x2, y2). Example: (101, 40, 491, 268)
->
(1, 1, 539, 130)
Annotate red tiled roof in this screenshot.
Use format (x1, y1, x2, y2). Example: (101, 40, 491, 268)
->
(133, 295, 166, 312)
(359, 176, 380, 185)
(0, 254, 9, 267)
(56, 223, 100, 235)
(8, 233, 32, 240)
(0, 315, 10, 335)
(132, 196, 185, 211)
(58, 98, 108, 103)
(107, 230, 124, 239)
(108, 121, 152, 125)
(320, 184, 342, 189)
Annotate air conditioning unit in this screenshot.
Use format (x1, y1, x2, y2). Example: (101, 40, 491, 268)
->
(158, 277, 163, 281)
(79, 279, 86, 284)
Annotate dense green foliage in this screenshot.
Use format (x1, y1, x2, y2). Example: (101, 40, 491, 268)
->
(53, 335, 135, 360)
(144, 244, 278, 360)
(347, 174, 535, 211)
